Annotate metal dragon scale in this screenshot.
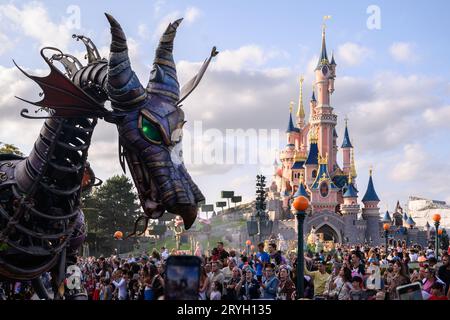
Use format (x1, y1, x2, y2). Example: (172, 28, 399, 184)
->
(0, 13, 217, 299)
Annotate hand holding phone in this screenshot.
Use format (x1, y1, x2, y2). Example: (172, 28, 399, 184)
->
(164, 256, 201, 300)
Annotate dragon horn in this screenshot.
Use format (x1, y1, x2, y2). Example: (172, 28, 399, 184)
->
(105, 13, 146, 109)
(147, 18, 183, 102)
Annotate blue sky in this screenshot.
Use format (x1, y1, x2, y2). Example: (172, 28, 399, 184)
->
(1, 0, 450, 218)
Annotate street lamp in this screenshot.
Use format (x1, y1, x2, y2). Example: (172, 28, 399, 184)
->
(433, 214, 441, 259)
(247, 175, 273, 243)
(292, 195, 309, 299)
(383, 223, 390, 252)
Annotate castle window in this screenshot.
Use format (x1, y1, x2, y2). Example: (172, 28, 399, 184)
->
(312, 170, 317, 178)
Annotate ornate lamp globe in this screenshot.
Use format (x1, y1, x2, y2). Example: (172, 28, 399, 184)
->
(433, 213, 441, 223)
(114, 231, 123, 239)
(292, 195, 309, 212)
(438, 228, 443, 236)
(383, 223, 390, 231)
(245, 239, 252, 246)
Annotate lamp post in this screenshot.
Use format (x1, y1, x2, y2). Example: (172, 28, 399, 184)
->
(433, 214, 441, 259)
(292, 195, 309, 299)
(248, 175, 273, 244)
(383, 223, 390, 252)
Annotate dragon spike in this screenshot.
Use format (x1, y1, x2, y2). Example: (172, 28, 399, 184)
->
(105, 13, 146, 109)
(147, 19, 183, 102)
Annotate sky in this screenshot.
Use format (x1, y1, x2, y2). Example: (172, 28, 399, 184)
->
(1, 0, 450, 217)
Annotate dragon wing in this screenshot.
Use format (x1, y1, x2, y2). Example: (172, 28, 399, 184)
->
(14, 49, 108, 118)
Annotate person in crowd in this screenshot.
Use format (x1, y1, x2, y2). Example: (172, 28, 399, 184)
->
(304, 259, 331, 300)
(237, 268, 260, 300)
(223, 267, 241, 300)
(198, 266, 210, 300)
(210, 281, 222, 300)
(349, 276, 367, 300)
(217, 242, 230, 261)
(268, 243, 283, 266)
(327, 266, 352, 300)
(222, 258, 236, 284)
(385, 260, 410, 300)
(207, 261, 224, 299)
(438, 253, 450, 296)
(261, 263, 279, 299)
(277, 266, 296, 300)
(255, 242, 270, 282)
(422, 267, 438, 294)
(428, 282, 448, 300)
(112, 270, 129, 300)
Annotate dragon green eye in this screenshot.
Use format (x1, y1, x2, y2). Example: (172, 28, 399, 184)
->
(141, 116, 163, 144)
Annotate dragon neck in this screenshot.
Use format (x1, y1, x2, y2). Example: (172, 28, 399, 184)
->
(16, 116, 97, 207)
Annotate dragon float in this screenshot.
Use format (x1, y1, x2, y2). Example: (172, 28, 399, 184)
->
(0, 13, 217, 299)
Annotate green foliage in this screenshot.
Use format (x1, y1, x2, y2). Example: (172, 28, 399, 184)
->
(81, 175, 141, 254)
(0, 142, 24, 156)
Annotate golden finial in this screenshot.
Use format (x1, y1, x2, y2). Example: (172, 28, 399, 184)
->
(289, 101, 294, 113)
(344, 115, 349, 127)
(369, 165, 373, 176)
(297, 76, 305, 119)
(322, 15, 332, 33)
(299, 172, 304, 184)
(348, 171, 353, 184)
(309, 126, 318, 143)
(318, 153, 328, 165)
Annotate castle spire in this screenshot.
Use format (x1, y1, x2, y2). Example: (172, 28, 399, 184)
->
(362, 167, 380, 202)
(296, 76, 305, 121)
(286, 101, 297, 133)
(341, 118, 353, 148)
(316, 16, 331, 69)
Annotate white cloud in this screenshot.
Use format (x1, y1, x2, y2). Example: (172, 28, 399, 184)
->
(423, 105, 450, 128)
(185, 7, 201, 24)
(337, 42, 373, 66)
(391, 144, 426, 182)
(154, 7, 202, 39)
(138, 23, 150, 40)
(0, 32, 14, 55)
(0, 2, 76, 52)
(389, 42, 419, 63)
(211, 45, 273, 73)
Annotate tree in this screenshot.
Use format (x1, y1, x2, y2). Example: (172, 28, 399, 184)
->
(82, 174, 141, 254)
(0, 142, 24, 156)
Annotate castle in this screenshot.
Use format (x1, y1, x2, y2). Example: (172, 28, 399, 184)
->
(266, 23, 430, 247)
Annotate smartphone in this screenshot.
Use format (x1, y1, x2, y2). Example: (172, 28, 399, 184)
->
(396, 282, 423, 300)
(165, 255, 201, 300)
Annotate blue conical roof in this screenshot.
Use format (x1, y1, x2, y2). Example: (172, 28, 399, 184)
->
(311, 90, 316, 102)
(343, 182, 358, 198)
(294, 182, 309, 198)
(382, 210, 391, 222)
(362, 173, 380, 202)
(341, 124, 353, 148)
(406, 215, 416, 226)
(316, 30, 329, 69)
(286, 112, 300, 133)
(330, 52, 336, 65)
(311, 163, 338, 190)
(403, 212, 408, 221)
(305, 141, 319, 165)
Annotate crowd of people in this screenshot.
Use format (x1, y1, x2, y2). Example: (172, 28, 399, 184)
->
(1, 241, 450, 300)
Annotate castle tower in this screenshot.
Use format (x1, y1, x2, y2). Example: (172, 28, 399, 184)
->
(341, 119, 353, 175)
(311, 22, 338, 171)
(310, 154, 339, 212)
(304, 129, 319, 186)
(362, 168, 382, 245)
(341, 172, 360, 244)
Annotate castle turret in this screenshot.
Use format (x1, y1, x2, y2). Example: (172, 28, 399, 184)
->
(309, 89, 317, 121)
(341, 172, 360, 244)
(304, 129, 319, 186)
(341, 119, 353, 175)
(293, 174, 309, 199)
(362, 168, 382, 245)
